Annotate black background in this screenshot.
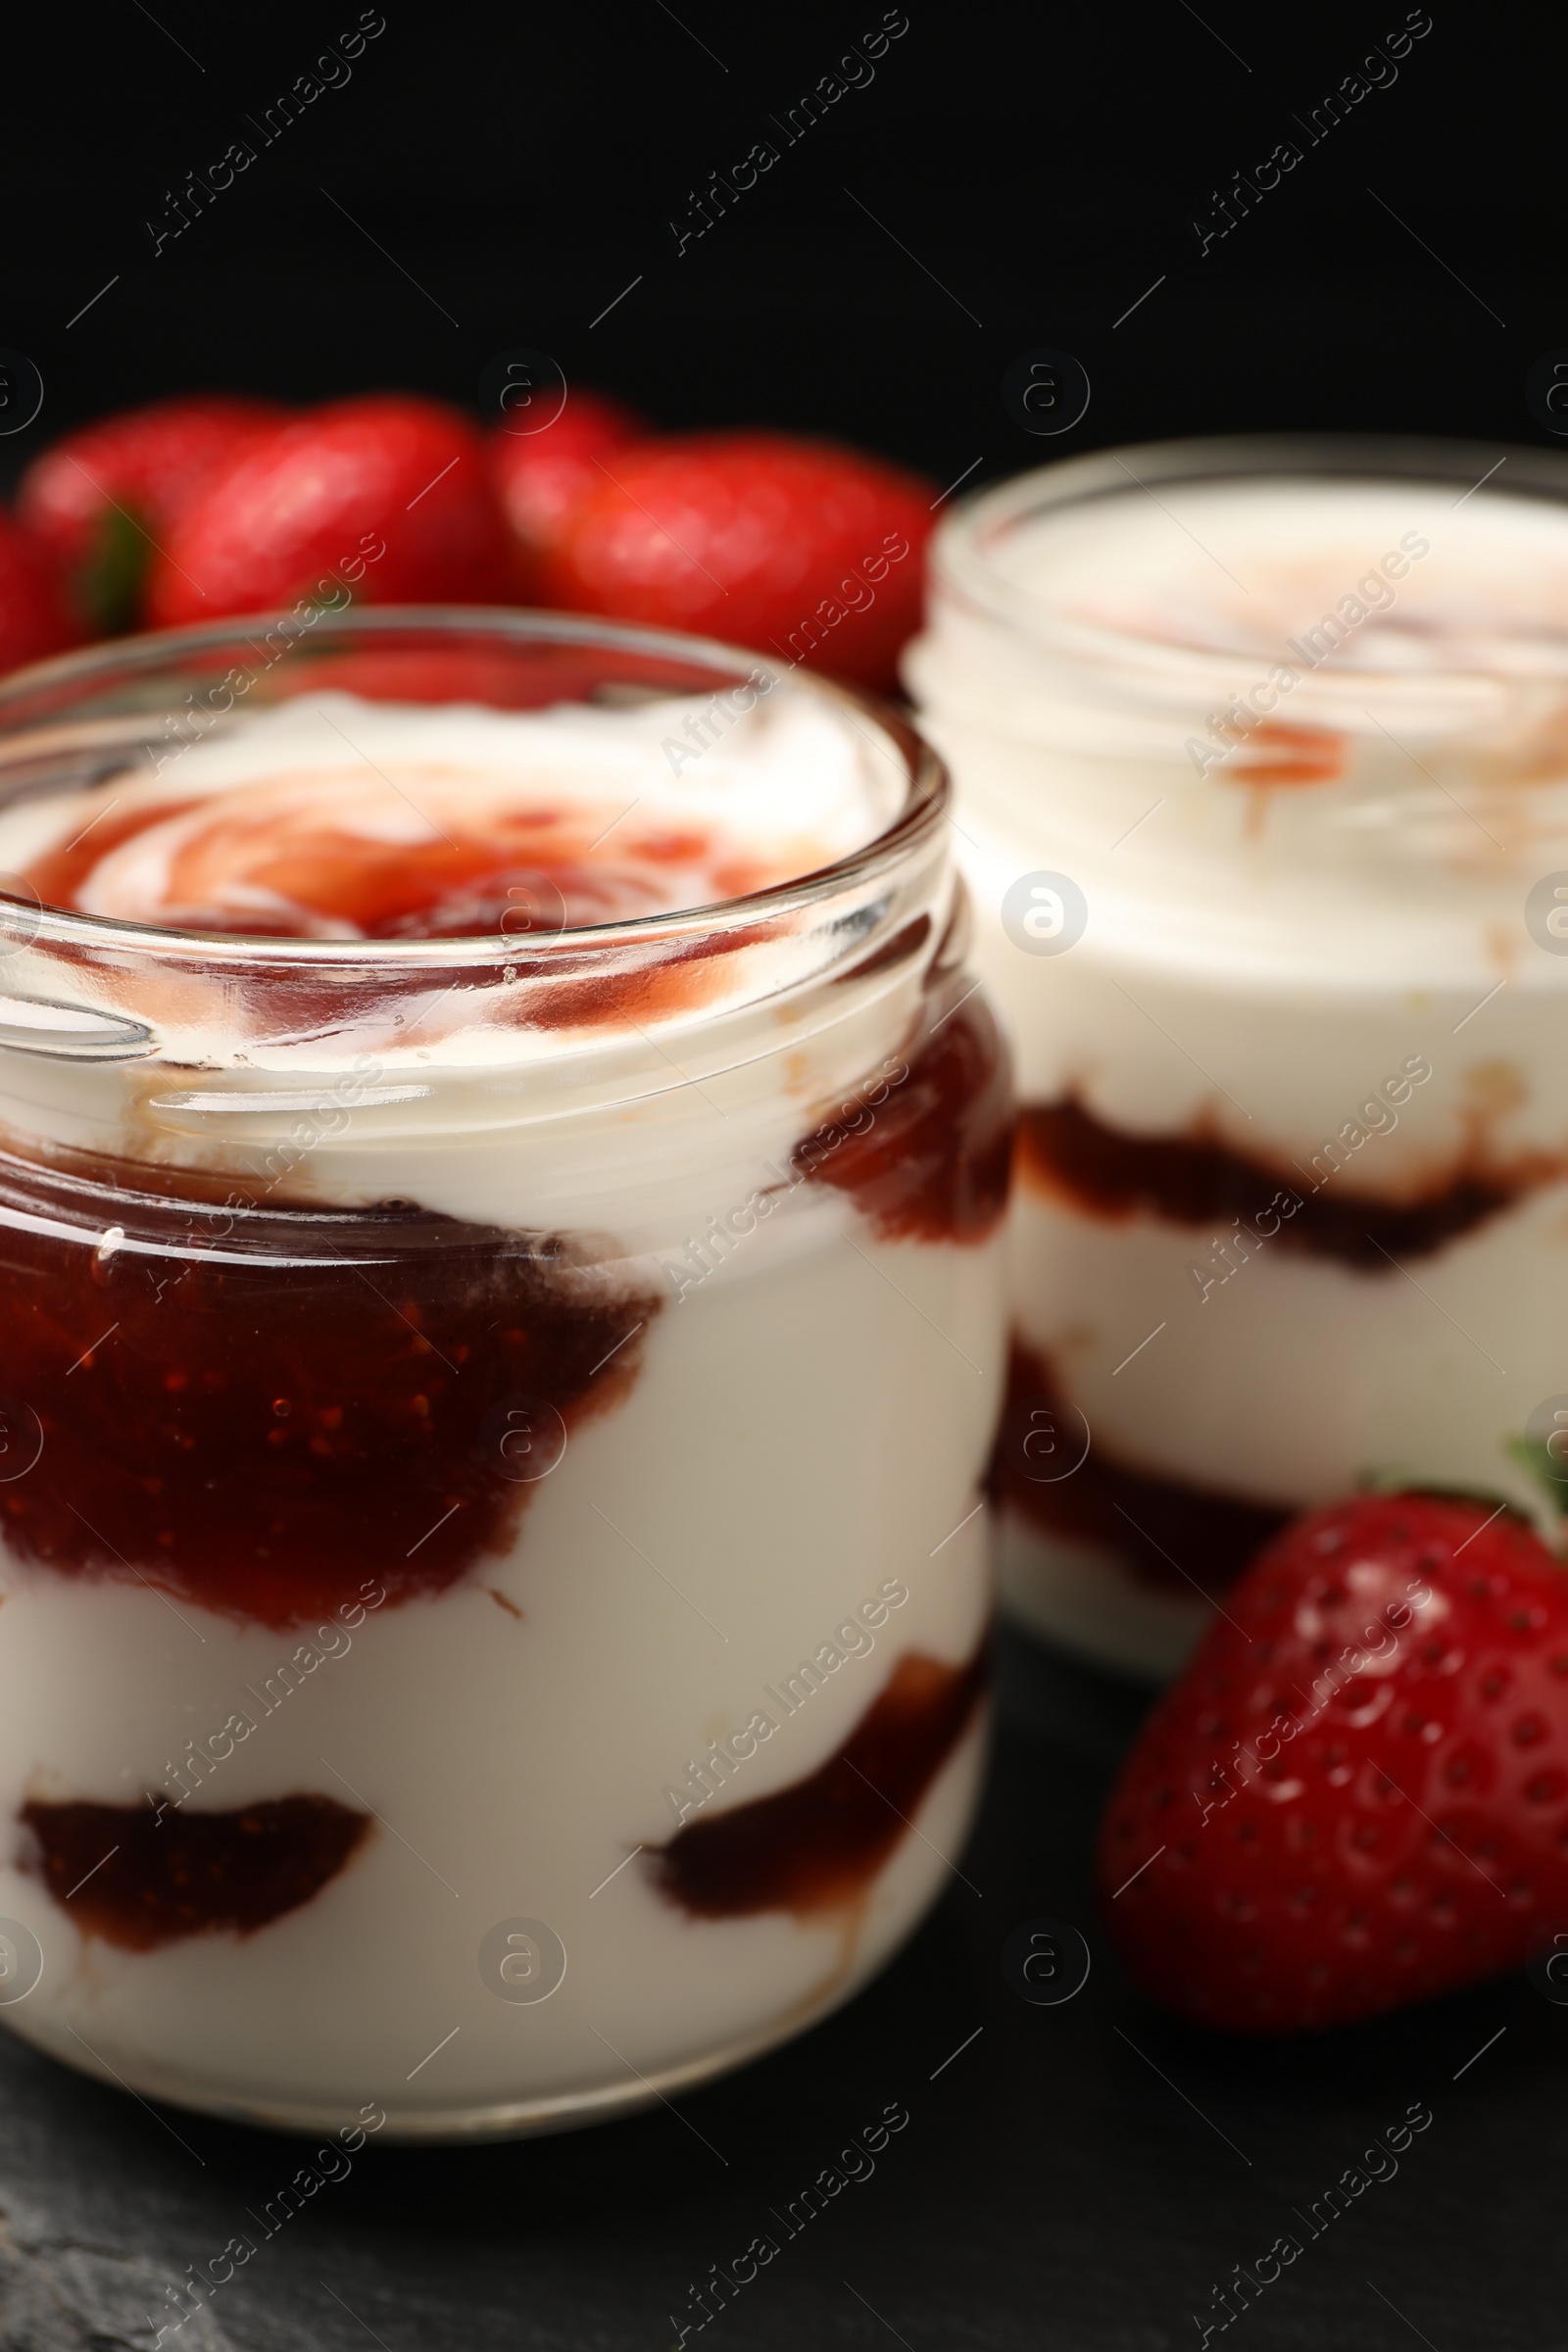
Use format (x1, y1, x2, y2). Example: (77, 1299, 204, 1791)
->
(4, 8, 1566, 2349)
(1, 2, 1559, 483)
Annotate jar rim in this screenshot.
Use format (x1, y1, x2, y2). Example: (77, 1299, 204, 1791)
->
(931, 430, 1568, 698)
(0, 605, 946, 969)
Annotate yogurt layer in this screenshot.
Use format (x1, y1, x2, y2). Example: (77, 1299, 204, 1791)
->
(0, 684, 923, 1237)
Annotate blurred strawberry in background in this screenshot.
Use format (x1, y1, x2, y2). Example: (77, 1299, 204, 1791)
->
(489, 387, 645, 601)
(540, 431, 936, 692)
(18, 394, 290, 635)
(145, 394, 510, 628)
(0, 512, 84, 672)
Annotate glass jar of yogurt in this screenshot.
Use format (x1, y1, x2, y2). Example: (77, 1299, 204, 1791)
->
(906, 434, 1568, 1678)
(0, 609, 1008, 2135)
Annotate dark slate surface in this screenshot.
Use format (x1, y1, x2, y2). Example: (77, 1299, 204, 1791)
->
(0, 1631, 1556, 2352)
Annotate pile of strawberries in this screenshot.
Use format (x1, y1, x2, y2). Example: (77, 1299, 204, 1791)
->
(0, 389, 936, 691)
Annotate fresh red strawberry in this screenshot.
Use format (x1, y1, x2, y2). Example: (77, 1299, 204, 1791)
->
(18, 395, 290, 635)
(540, 431, 935, 692)
(489, 387, 645, 602)
(1099, 1491, 1568, 2034)
(0, 511, 84, 675)
(145, 395, 510, 629)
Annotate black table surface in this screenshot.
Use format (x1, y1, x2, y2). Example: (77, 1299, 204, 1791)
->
(0, 1629, 1556, 2352)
